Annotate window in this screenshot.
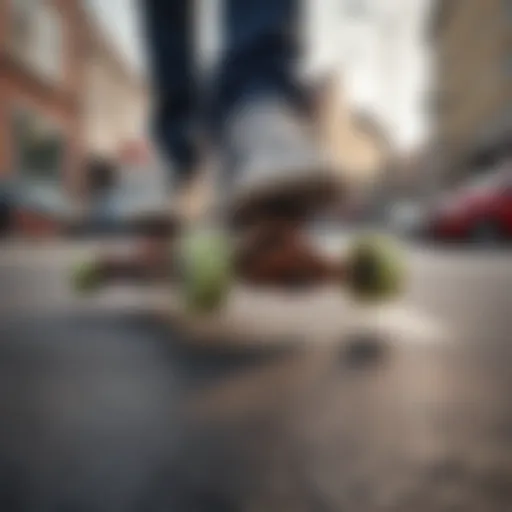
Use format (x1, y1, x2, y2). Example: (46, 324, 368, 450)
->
(11, 108, 64, 183)
(35, 3, 63, 80)
(10, 0, 64, 83)
(10, 0, 33, 58)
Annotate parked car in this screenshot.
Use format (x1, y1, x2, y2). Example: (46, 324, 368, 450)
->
(426, 164, 512, 244)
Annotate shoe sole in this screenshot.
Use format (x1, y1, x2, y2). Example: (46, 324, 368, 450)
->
(228, 165, 345, 228)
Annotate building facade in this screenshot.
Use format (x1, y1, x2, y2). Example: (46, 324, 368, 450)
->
(0, 0, 148, 235)
(0, 0, 88, 198)
(82, 10, 147, 167)
(0, 0, 87, 200)
(430, 0, 512, 185)
(314, 74, 390, 188)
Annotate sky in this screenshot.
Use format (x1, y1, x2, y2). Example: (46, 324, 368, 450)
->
(88, 0, 432, 152)
(86, 0, 144, 72)
(308, 0, 433, 150)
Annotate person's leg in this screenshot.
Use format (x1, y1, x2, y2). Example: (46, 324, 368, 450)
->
(216, 0, 304, 122)
(140, 0, 197, 187)
(215, 0, 340, 226)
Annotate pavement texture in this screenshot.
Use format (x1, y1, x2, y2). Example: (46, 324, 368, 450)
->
(0, 237, 511, 511)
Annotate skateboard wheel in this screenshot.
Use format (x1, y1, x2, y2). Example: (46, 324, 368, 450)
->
(177, 229, 233, 312)
(346, 234, 405, 302)
(70, 259, 104, 294)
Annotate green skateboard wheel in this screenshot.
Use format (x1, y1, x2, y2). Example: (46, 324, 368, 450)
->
(346, 233, 406, 303)
(70, 259, 104, 294)
(177, 229, 233, 312)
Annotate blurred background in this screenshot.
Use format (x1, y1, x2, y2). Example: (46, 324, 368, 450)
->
(0, 1, 511, 510)
(0, 0, 509, 241)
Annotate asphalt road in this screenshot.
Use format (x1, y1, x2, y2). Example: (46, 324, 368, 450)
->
(0, 239, 511, 511)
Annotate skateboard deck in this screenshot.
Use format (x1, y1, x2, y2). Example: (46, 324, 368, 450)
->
(155, 282, 408, 350)
(71, 209, 406, 349)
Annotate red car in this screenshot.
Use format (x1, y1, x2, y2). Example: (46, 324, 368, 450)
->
(428, 165, 512, 243)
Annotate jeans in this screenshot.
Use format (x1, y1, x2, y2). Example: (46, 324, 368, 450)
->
(141, 0, 305, 185)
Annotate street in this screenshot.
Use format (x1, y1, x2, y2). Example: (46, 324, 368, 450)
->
(0, 237, 511, 511)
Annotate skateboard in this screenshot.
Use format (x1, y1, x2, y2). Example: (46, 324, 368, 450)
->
(71, 209, 406, 317)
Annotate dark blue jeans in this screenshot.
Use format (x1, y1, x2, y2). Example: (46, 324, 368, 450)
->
(141, 0, 304, 185)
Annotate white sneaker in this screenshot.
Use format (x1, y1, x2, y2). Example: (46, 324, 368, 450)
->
(224, 97, 345, 226)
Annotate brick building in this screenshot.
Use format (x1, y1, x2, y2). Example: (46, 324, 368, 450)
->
(0, 0, 148, 235)
(0, 0, 88, 199)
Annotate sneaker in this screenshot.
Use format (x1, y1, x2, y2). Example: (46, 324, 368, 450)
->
(224, 97, 344, 227)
